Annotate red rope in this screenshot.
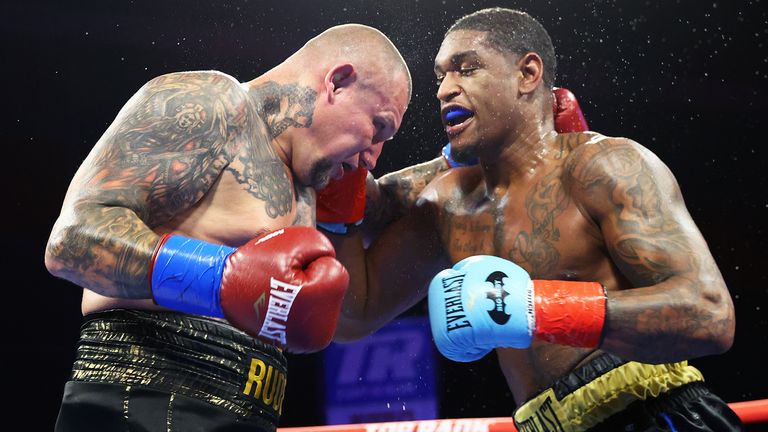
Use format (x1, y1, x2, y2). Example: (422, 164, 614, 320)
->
(278, 398, 768, 432)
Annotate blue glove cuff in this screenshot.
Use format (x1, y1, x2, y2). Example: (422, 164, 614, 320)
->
(441, 142, 478, 168)
(150, 235, 236, 317)
(316, 219, 363, 235)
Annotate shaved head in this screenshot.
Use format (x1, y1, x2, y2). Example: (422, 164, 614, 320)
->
(295, 24, 412, 102)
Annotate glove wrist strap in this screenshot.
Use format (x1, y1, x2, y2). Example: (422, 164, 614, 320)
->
(149, 235, 235, 317)
(532, 280, 606, 347)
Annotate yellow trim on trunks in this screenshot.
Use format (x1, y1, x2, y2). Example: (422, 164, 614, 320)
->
(513, 361, 704, 432)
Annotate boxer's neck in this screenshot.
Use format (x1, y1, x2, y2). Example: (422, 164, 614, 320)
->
(479, 123, 557, 195)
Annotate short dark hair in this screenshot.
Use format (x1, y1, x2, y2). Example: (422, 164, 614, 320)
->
(447, 8, 556, 89)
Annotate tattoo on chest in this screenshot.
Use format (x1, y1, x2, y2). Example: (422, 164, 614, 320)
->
(227, 158, 294, 218)
(442, 209, 492, 255)
(220, 103, 294, 218)
(221, 81, 319, 219)
(507, 167, 570, 275)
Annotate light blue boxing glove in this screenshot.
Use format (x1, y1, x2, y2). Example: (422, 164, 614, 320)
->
(428, 255, 535, 362)
(428, 255, 606, 362)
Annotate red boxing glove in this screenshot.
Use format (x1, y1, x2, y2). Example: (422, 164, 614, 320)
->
(316, 167, 368, 233)
(220, 227, 349, 353)
(150, 226, 349, 353)
(553, 87, 589, 133)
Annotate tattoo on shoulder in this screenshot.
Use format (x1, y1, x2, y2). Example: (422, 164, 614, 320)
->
(52, 72, 254, 296)
(568, 141, 694, 284)
(91, 72, 250, 225)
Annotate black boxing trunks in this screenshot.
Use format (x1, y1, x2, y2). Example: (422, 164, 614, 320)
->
(513, 353, 744, 432)
(55, 309, 287, 432)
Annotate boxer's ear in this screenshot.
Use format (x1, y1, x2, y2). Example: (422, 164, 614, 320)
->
(325, 64, 356, 102)
(517, 53, 544, 95)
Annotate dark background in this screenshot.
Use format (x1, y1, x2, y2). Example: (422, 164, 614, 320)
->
(4, 0, 767, 429)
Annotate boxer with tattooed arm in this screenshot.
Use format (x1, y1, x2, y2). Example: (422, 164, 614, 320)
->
(45, 24, 410, 432)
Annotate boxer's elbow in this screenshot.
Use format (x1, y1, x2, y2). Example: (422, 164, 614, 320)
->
(704, 288, 736, 355)
(45, 217, 95, 283)
(333, 280, 382, 342)
(685, 283, 736, 357)
(44, 222, 73, 279)
(333, 313, 378, 343)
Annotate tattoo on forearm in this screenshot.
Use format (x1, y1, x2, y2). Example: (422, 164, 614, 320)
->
(369, 157, 449, 226)
(47, 209, 160, 298)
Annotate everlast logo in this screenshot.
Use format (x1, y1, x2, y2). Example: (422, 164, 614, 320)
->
(243, 357, 287, 414)
(515, 396, 565, 432)
(258, 278, 303, 345)
(485, 271, 511, 325)
(442, 274, 472, 332)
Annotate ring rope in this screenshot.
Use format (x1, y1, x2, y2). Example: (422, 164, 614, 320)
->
(278, 398, 768, 432)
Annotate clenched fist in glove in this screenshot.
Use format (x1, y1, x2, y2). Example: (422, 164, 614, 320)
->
(315, 166, 368, 235)
(149, 226, 349, 353)
(428, 255, 606, 362)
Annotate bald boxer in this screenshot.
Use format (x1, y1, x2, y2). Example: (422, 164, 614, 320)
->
(45, 24, 410, 432)
(323, 8, 743, 432)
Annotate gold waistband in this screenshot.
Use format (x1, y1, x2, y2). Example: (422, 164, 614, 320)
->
(71, 309, 287, 422)
(513, 359, 704, 432)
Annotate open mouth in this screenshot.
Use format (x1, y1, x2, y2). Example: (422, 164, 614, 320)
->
(443, 107, 474, 127)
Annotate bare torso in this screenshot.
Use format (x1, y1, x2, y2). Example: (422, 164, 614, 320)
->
(432, 132, 631, 404)
(81, 81, 317, 315)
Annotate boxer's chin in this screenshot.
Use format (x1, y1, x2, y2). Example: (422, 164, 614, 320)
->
(308, 158, 335, 189)
(451, 145, 477, 164)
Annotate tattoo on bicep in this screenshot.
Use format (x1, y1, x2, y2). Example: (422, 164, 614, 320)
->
(575, 144, 695, 284)
(56, 73, 250, 296)
(91, 73, 247, 222)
